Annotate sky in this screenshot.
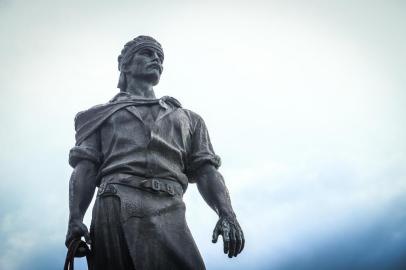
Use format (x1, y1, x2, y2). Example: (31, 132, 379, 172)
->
(1, 0, 406, 269)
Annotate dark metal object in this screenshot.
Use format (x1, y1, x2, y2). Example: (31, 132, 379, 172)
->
(64, 239, 93, 270)
(66, 36, 244, 270)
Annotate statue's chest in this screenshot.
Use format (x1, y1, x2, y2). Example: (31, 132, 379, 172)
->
(101, 106, 192, 149)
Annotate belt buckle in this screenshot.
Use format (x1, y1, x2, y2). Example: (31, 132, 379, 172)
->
(98, 183, 117, 196)
(166, 183, 175, 196)
(97, 183, 106, 196)
(152, 179, 161, 191)
(105, 184, 117, 194)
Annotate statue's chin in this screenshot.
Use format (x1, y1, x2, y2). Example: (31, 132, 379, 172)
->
(151, 79, 160, 86)
(136, 71, 161, 86)
(149, 75, 160, 86)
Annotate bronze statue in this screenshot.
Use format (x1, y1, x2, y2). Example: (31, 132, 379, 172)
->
(65, 35, 244, 270)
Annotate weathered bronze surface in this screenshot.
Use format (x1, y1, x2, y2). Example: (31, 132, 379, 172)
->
(66, 36, 244, 270)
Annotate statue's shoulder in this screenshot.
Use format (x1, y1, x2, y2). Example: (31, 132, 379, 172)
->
(180, 108, 199, 118)
(162, 96, 182, 108)
(177, 107, 206, 129)
(162, 96, 200, 120)
(73, 100, 133, 144)
(74, 99, 133, 133)
(74, 103, 105, 118)
(73, 102, 110, 130)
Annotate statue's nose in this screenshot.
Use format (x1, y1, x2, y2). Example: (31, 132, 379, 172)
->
(152, 52, 160, 61)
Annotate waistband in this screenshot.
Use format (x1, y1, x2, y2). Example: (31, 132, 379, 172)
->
(99, 174, 183, 197)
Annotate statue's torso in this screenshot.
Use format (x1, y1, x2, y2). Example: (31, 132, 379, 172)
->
(98, 102, 193, 189)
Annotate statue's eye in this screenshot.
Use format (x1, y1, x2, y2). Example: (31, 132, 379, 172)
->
(139, 49, 150, 56)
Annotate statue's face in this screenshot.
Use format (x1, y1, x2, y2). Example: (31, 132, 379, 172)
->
(126, 47, 163, 85)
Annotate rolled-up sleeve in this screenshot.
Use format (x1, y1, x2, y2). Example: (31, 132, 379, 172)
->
(69, 131, 102, 168)
(186, 115, 221, 182)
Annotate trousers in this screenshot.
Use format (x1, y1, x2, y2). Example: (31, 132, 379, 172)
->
(90, 182, 205, 270)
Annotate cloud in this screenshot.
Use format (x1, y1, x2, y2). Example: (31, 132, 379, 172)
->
(1, 0, 406, 269)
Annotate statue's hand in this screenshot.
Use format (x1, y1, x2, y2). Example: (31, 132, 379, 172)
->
(212, 215, 245, 258)
(65, 219, 91, 255)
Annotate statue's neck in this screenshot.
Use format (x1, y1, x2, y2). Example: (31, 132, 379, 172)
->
(124, 77, 156, 99)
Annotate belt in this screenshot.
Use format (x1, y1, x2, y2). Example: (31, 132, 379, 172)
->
(98, 175, 183, 197)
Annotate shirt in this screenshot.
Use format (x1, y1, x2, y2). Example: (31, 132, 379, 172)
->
(69, 92, 221, 190)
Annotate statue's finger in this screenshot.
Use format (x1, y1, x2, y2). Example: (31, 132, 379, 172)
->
(223, 231, 230, 254)
(234, 231, 242, 256)
(212, 228, 220, 243)
(79, 223, 91, 244)
(240, 235, 245, 253)
(79, 223, 88, 232)
(228, 231, 236, 258)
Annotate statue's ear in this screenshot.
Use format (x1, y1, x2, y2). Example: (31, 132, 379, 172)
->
(120, 63, 130, 73)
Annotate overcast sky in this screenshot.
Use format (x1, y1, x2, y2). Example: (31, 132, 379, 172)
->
(1, 0, 406, 269)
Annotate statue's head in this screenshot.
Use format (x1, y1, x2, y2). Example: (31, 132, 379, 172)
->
(117, 36, 164, 91)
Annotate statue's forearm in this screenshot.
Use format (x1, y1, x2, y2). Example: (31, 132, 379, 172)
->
(196, 164, 236, 218)
(68, 160, 98, 222)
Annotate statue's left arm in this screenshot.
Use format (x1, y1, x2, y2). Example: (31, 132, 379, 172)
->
(186, 112, 244, 257)
(195, 164, 245, 258)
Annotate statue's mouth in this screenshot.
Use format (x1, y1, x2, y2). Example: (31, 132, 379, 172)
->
(148, 63, 162, 73)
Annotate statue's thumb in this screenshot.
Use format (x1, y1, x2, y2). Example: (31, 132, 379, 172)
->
(84, 232, 92, 245)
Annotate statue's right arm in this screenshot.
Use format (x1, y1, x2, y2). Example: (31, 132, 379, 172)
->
(66, 129, 101, 247)
(65, 160, 98, 247)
